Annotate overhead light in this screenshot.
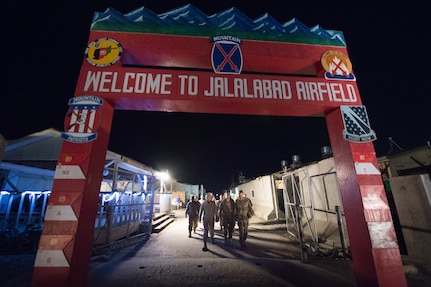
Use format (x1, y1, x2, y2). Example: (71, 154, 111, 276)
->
(155, 170, 170, 181)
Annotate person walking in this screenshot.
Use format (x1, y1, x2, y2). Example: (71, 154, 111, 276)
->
(185, 195, 201, 238)
(217, 193, 225, 231)
(175, 195, 182, 210)
(236, 190, 254, 249)
(219, 190, 236, 245)
(199, 192, 219, 251)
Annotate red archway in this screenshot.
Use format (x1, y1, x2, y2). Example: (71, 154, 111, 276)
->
(31, 6, 406, 287)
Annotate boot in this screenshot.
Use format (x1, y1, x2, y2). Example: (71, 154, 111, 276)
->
(188, 231, 191, 238)
(202, 244, 208, 252)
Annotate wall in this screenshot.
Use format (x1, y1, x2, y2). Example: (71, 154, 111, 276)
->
(236, 175, 276, 220)
(236, 157, 350, 251)
(172, 182, 201, 202)
(390, 174, 431, 272)
(171, 191, 185, 209)
(6, 171, 53, 191)
(387, 145, 431, 177)
(284, 158, 348, 247)
(159, 193, 172, 214)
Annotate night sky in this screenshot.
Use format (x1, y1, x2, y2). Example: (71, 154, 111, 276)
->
(2, 1, 430, 193)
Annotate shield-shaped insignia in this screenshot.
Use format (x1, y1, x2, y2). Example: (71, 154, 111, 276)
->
(341, 106, 376, 143)
(211, 36, 243, 74)
(61, 96, 103, 143)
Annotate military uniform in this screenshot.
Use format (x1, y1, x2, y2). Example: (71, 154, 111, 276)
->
(219, 196, 236, 245)
(236, 194, 254, 248)
(217, 195, 224, 231)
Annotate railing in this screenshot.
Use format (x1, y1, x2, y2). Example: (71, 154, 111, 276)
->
(0, 189, 155, 250)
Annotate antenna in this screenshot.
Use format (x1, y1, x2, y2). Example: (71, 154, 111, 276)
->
(388, 137, 403, 154)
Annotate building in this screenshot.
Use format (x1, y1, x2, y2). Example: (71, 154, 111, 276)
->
(378, 145, 431, 273)
(235, 146, 431, 272)
(0, 129, 199, 246)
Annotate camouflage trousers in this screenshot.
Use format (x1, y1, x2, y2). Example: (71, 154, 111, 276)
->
(188, 215, 198, 233)
(222, 217, 235, 239)
(237, 218, 249, 244)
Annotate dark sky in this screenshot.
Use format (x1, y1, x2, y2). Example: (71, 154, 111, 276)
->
(2, 1, 430, 193)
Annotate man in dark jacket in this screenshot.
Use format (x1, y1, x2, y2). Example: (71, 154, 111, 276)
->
(219, 191, 236, 245)
(185, 196, 201, 237)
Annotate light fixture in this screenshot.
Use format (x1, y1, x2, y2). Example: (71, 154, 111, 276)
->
(155, 170, 170, 181)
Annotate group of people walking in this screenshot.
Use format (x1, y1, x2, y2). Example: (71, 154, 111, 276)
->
(185, 190, 254, 251)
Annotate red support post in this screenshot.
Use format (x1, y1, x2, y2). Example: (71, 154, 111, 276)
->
(326, 107, 407, 287)
(31, 100, 114, 286)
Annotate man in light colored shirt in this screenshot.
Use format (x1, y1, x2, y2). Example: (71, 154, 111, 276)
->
(199, 192, 219, 251)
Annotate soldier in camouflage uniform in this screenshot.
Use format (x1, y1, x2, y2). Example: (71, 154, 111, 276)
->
(217, 193, 225, 231)
(219, 191, 236, 245)
(235, 190, 254, 248)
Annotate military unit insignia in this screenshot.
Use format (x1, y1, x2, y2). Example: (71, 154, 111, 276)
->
(321, 50, 355, 80)
(61, 96, 104, 143)
(341, 106, 376, 143)
(85, 38, 122, 67)
(211, 36, 243, 74)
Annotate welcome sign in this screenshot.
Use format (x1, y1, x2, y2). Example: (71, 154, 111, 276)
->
(34, 5, 405, 287)
(74, 5, 360, 118)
